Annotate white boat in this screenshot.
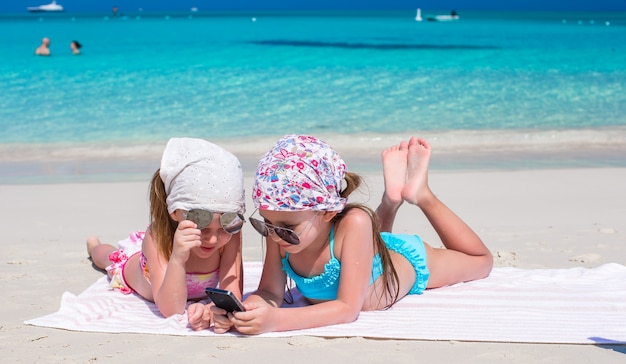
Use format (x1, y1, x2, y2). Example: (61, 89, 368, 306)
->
(415, 8, 423, 22)
(27, 1, 64, 12)
(427, 10, 459, 22)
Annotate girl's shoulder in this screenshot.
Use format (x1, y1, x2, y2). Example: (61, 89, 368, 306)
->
(335, 206, 374, 231)
(333, 206, 376, 259)
(141, 225, 160, 256)
(143, 225, 156, 243)
(341, 205, 374, 220)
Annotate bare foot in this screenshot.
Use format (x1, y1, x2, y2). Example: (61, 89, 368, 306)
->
(401, 138, 433, 206)
(381, 140, 409, 207)
(86, 236, 102, 258)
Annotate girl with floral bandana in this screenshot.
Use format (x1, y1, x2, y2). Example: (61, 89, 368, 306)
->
(212, 134, 492, 334)
(86, 138, 245, 330)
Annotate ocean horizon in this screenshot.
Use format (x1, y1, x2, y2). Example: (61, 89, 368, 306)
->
(1, 10, 625, 183)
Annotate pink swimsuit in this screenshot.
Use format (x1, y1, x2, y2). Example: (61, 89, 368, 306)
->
(106, 231, 220, 300)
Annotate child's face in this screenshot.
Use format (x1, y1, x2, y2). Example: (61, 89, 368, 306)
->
(172, 209, 237, 257)
(196, 214, 236, 257)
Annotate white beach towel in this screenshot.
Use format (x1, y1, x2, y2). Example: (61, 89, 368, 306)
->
(25, 262, 626, 344)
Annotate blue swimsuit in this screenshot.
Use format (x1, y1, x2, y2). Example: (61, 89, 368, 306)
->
(281, 225, 430, 300)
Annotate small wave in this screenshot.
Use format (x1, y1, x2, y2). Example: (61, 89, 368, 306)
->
(2, 128, 626, 184)
(2, 127, 624, 162)
(248, 40, 500, 50)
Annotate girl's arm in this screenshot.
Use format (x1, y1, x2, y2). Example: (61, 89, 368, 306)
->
(212, 233, 285, 333)
(217, 231, 244, 299)
(245, 235, 287, 307)
(145, 220, 200, 317)
(189, 230, 244, 331)
(233, 209, 374, 334)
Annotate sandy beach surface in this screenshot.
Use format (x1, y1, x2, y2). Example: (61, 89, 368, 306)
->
(2, 155, 626, 362)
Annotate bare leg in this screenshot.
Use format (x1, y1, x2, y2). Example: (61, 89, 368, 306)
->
(402, 138, 493, 287)
(86, 236, 117, 270)
(376, 139, 410, 232)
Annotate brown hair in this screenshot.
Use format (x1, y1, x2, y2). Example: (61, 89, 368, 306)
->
(334, 171, 401, 308)
(148, 169, 178, 261)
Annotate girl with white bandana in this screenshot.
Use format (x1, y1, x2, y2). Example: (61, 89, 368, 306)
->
(86, 138, 245, 330)
(212, 134, 492, 334)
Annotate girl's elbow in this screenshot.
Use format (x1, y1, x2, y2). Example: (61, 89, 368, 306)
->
(339, 304, 361, 323)
(156, 300, 186, 318)
(161, 307, 186, 318)
(479, 253, 494, 279)
(346, 311, 360, 323)
(341, 310, 360, 325)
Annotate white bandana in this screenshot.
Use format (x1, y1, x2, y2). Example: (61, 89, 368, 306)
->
(160, 138, 245, 214)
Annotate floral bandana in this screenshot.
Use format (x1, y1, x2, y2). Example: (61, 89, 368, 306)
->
(253, 134, 347, 211)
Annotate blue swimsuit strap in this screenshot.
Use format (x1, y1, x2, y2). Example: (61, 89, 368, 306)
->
(329, 224, 336, 258)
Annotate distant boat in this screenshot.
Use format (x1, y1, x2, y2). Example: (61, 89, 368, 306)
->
(27, 1, 64, 12)
(415, 8, 423, 22)
(427, 10, 459, 22)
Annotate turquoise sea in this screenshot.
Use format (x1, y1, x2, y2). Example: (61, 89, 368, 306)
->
(1, 10, 625, 183)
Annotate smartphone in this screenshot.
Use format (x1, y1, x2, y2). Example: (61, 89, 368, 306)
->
(205, 288, 246, 313)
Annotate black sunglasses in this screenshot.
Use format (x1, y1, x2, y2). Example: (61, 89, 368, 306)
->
(184, 209, 245, 234)
(249, 209, 318, 245)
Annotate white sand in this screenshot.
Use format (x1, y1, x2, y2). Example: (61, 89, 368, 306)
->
(2, 168, 626, 362)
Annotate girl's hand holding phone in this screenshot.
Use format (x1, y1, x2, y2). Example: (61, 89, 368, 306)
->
(228, 301, 278, 335)
(210, 305, 235, 333)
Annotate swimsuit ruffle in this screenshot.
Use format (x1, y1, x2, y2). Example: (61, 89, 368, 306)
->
(381, 232, 430, 294)
(106, 249, 134, 295)
(282, 256, 341, 299)
(104, 230, 146, 295)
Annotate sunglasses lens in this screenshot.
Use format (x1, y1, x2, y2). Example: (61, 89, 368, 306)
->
(249, 215, 300, 245)
(250, 218, 269, 237)
(186, 210, 214, 230)
(220, 213, 244, 234)
(275, 228, 300, 245)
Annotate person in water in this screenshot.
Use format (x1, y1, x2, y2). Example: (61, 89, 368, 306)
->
(70, 40, 82, 55)
(35, 37, 51, 56)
